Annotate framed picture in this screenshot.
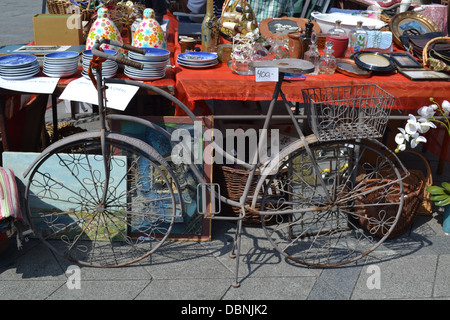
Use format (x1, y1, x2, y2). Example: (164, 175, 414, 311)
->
(389, 52, 424, 69)
(399, 69, 450, 81)
(111, 116, 213, 241)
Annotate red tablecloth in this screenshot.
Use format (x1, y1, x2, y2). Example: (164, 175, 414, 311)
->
(175, 53, 450, 115)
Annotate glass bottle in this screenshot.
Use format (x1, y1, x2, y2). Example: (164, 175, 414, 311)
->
(326, 20, 348, 58)
(304, 33, 320, 75)
(301, 19, 314, 59)
(201, 0, 219, 53)
(348, 21, 368, 55)
(319, 40, 337, 75)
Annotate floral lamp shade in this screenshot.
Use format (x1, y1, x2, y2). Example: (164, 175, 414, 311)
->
(86, 7, 124, 53)
(132, 8, 167, 49)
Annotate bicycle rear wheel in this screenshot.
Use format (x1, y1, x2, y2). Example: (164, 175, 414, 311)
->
(259, 139, 405, 267)
(24, 132, 178, 267)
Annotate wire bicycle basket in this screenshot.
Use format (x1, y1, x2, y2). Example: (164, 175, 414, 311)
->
(302, 84, 395, 141)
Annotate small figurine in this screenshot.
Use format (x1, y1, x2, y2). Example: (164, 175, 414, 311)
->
(132, 8, 167, 49)
(86, 7, 124, 52)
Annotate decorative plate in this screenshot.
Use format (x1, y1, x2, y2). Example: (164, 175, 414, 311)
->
(0, 54, 37, 67)
(45, 51, 79, 59)
(178, 52, 218, 63)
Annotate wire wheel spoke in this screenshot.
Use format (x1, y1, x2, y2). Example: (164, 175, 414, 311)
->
(25, 136, 178, 267)
(260, 140, 404, 267)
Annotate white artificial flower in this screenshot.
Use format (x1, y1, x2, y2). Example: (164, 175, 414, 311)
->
(442, 100, 450, 115)
(405, 114, 421, 135)
(410, 132, 427, 149)
(395, 128, 408, 144)
(417, 117, 437, 133)
(417, 106, 435, 119)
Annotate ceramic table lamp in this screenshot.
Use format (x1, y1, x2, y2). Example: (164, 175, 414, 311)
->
(86, 7, 124, 53)
(132, 8, 167, 49)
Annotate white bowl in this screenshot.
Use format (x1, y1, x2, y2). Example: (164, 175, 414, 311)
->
(311, 11, 387, 34)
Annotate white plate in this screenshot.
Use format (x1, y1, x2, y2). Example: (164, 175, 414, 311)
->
(124, 70, 165, 80)
(1, 68, 39, 80)
(43, 70, 77, 78)
(1, 65, 40, 75)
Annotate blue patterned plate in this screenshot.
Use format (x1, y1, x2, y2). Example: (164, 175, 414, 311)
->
(0, 54, 37, 68)
(45, 51, 79, 59)
(178, 52, 218, 63)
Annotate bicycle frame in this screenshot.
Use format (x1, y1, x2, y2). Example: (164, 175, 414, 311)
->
(87, 39, 409, 221)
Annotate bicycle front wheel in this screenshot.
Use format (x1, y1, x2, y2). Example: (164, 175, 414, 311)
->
(259, 139, 405, 267)
(24, 132, 178, 267)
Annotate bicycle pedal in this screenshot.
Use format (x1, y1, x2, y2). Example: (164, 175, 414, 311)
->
(197, 183, 221, 216)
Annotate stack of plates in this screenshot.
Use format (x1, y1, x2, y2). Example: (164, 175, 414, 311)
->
(43, 51, 79, 78)
(177, 52, 218, 68)
(0, 54, 40, 80)
(82, 49, 118, 79)
(125, 47, 170, 80)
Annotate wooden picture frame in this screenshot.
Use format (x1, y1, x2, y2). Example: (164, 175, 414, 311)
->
(389, 52, 424, 69)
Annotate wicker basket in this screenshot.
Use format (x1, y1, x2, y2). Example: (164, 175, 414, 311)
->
(422, 36, 450, 72)
(355, 172, 424, 239)
(398, 150, 433, 216)
(213, 165, 275, 226)
(47, 0, 95, 21)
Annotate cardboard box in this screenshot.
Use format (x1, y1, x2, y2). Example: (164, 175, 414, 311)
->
(33, 14, 83, 45)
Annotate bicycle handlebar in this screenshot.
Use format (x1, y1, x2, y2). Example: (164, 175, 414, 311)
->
(91, 39, 145, 70)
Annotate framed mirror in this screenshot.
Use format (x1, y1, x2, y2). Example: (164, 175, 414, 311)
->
(389, 12, 441, 47)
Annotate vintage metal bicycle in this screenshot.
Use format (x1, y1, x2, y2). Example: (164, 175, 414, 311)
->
(22, 39, 408, 287)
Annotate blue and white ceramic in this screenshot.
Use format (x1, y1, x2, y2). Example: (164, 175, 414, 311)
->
(81, 49, 118, 79)
(0, 54, 37, 67)
(177, 52, 218, 63)
(125, 48, 169, 80)
(43, 51, 80, 78)
(0, 54, 40, 80)
(128, 47, 170, 62)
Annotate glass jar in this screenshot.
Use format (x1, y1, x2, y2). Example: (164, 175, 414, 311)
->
(348, 21, 368, 54)
(326, 20, 348, 58)
(304, 33, 320, 75)
(319, 40, 337, 75)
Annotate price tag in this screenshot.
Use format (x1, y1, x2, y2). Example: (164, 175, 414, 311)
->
(255, 67, 278, 82)
(59, 77, 139, 111)
(0, 77, 59, 94)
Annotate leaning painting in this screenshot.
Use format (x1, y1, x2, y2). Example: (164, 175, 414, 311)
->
(111, 116, 213, 240)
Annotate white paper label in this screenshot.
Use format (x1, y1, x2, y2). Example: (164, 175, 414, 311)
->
(0, 77, 59, 94)
(59, 77, 139, 111)
(255, 67, 279, 82)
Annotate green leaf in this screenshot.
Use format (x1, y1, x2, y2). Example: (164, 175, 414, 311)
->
(442, 182, 450, 193)
(435, 197, 450, 206)
(426, 186, 447, 195)
(430, 195, 450, 201)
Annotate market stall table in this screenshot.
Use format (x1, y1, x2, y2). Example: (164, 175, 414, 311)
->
(173, 42, 450, 172)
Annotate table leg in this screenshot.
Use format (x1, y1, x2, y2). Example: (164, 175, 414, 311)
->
(51, 94, 58, 142)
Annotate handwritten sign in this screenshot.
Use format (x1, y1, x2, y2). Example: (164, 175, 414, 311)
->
(0, 77, 59, 94)
(59, 77, 139, 111)
(255, 67, 278, 82)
